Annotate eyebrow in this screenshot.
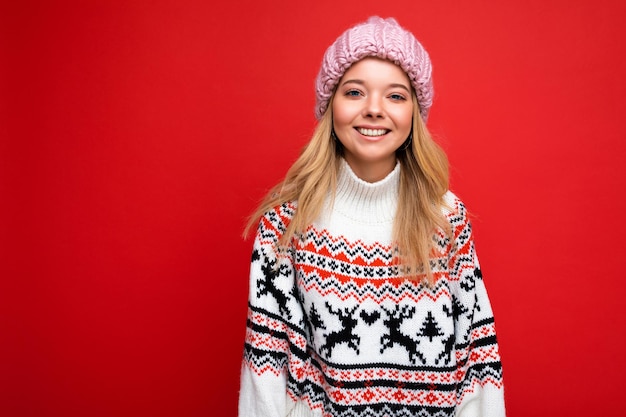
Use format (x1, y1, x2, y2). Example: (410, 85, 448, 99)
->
(340, 79, 411, 93)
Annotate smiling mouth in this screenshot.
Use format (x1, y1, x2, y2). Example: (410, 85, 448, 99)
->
(356, 127, 389, 137)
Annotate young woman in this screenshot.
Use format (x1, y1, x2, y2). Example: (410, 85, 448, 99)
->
(239, 16, 505, 417)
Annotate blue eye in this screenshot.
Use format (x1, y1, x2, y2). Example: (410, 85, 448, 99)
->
(390, 93, 406, 101)
(345, 89, 361, 97)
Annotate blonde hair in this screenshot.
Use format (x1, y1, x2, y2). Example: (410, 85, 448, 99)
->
(245, 92, 450, 283)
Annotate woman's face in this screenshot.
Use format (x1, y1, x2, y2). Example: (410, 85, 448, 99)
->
(332, 57, 413, 182)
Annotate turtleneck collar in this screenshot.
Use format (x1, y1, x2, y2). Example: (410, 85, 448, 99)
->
(332, 158, 400, 225)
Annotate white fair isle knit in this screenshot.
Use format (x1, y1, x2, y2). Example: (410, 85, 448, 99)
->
(239, 160, 505, 417)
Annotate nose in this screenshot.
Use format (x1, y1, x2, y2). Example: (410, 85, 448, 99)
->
(363, 94, 384, 118)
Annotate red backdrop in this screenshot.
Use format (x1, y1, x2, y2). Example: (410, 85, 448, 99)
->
(2, 1, 625, 416)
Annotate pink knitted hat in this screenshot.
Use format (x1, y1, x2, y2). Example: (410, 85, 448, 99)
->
(314, 16, 433, 121)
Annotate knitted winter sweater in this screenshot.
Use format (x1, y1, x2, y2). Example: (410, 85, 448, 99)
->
(239, 160, 505, 417)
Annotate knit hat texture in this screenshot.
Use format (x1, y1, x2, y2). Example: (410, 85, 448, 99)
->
(314, 16, 433, 121)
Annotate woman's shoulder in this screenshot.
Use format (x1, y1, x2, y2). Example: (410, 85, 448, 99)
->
(267, 200, 297, 216)
(259, 200, 298, 228)
(441, 190, 469, 222)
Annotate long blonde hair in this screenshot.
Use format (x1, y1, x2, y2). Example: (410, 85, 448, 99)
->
(245, 92, 450, 283)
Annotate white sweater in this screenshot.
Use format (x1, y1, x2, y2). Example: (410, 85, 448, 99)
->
(239, 160, 505, 417)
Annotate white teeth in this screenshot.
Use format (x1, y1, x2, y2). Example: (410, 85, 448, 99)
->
(357, 128, 387, 137)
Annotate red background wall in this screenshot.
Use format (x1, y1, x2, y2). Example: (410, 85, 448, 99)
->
(2, 1, 625, 416)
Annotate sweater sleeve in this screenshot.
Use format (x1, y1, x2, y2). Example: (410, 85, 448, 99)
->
(238, 204, 309, 417)
(446, 196, 506, 417)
